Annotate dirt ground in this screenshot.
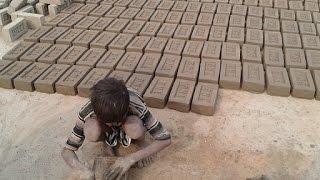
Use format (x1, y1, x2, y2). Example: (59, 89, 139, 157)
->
(1, 36, 320, 180)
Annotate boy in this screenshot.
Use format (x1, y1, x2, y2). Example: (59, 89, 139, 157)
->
(61, 78, 171, 179)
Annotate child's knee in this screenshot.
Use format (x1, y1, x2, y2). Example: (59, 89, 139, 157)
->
(84, 118, 103, 142)
(123, 116, 146, 140)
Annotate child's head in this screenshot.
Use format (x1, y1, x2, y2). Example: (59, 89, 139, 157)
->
(90, 78, 129, 124)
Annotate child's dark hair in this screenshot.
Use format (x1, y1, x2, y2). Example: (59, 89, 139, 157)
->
(90, 77, 129, 123)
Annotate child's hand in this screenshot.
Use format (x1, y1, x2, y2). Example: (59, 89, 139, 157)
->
(103, 157, 135, 180)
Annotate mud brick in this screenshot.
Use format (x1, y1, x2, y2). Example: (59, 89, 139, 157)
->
(89, 17, 113, 31)
(38, 44, 69, 64)
(73, 30, 100, 48)
(201, 3, 217, 13)
(45, 13, 70, 26)
(305, 1, 319, 12)
(171, 1, 188, 12)
(143, 0, 160, 9)
(227, 27, 244, 44)
(134, 9, 154, 21)
(274, 0, 288, 9)
(259, 0, 272, 7)
(56, 29, 84, 45)
(191, 25, 210, 41)
(127, 36, 151, 52)
(144, 76, 174, 108)
(108, 70, 132, 82)
(34, 64, 70, 93)
(139, 21, 161, 36)
(177, 57, 200, 81)
(35, 3, 49, 16)
(201, 41, 221, 59)
(244, 0, 258, 6)
(150, 10, 169, 23)
(212, 13, 229, 27)
(77, 68, 111, 97)
(58, 14, 84, 28)
(288, 68, 315, 99)
(167, 79, 195, 112)
(101, 0, 118, 5)
(216, 3, 232, 14)
(182, 41, 204, 58)
(232, 5, 247, 16)
(245, 28, 263, 47)
(264, 46, 284, 67)
(299, 22, 317, 35)
(248, 6, 263, 17)
(197, 13, 213, 26)
(90, 31, 117, 48)
(316, 24, 320, 36)
(191, 82, 218, 116)
(0, 60, 13, 72)
(106, 18, 129, 33)
(229, 15, 245, 27)
(173, 24, 193, 40)
(76, 48, 106, 67)
(156, 0, 174, 10)
(58, 46, 88, 65)
(157, 23, 177, 38)
(61, 3, 84, 14)
(126, 73, 152, 96)
(263, 18, 280, 31)
(2, 42, 35, 61)
(75, 4, 97, 15)
(116, 52, 143, 72)
(20, 43, 52, 62)
(89, 5, 112, 17)
(74, 16, 99, 30)
(0, 7, 11, 26)
(264, 7, 279, 19)
(302, 35, 320, 50)
(281, 20, 299, 33)
(242, 44, 261, 63)
(13, 62, 50, 91)
(2, 18, 28, 42)
(219, 60, 242, 89)
(306, 49, 320, 70)
(246, 16, 262, 29)
(24, 26, 52, 42)
(39, 27, 68, 44)
(313, 12, 320, 24)
(199, 58, 220, 84)
(104, 6, 126, 18)
(129, 0, 147, 8)
(180, 12, 198, 25)
(313, 70, 320, 100)
(221, 42, 240, 61)
(119, 7, 139, 20)
(122, 20, 145, 35)
(186, 2, 201, 12)
(114, 0, 131, 7)
(108, 33, 134, 50)
(242, 62, 265, 93)
(229, 0, 243, 4)
(282, 33, 302, 48)
(208, 26, 227, 42)
(284, 48, 306, 69)
(86, 0, 103, 4)
(296, 11, 312, 22)
(135, 53, 161, 75)
(289, 1, 303, 10)
(264, 31, 283, 47)
(266, 66, 291, 96)
(96, 49, 125, 69)
(164, 38, 186, 56)
(280, 9, 295, 21)
(0, 61, 31, 89)
(145, 37, 168, 53)
(155, 54, 181, 77)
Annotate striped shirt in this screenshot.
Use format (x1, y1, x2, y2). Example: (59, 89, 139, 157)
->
(65, 89, 170, 151)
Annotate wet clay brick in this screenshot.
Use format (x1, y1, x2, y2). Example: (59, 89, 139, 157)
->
(208, 26, 227, 42)
(96, 49, 125, 69)
(177, 57, 200, 81)
(135, 53, 161, 74)
(248, 6, 263, 17)
(173, 24, 193, 40)
(201, 41, 221, 59)
(242, 62, 265, 93)
(155, 54, 181, 78)
(76, 48, 106, 67)
(313, 70, 320, 100)
(246, 16, 262, 30)
(150, 10, 169, 23)
(197, 13, 214, 26)
(143, 76, 174, 108)
(104, 6, 126, 18)
(73, 30, 100, 48)
(264, 46, 284, 67)
(299, 22, 316, 35)
(127, 36, 151, 52)
(296, 11, 312, 22)
(168, 79, 195, 112)
(145, 37, 168, 53)
(242, 44, 262, 63)
(2, 42, 35, 61)
(157, 23, 178, 38)
(244, 0, 258, 6)
(89, 5, 112, 17)
(181, 12, 198, 25)
(199, 58, 221, 84)
(232, 5, 248, 16)
(24, 26, 52, 42)
(274, 0, 288, 9)
(212, 14, 229, 27)
(90, 31, 117, 48)
(74, 16, 99, 30)
(0, 60, 13, 72)
(58, 46, 88, 65)
(282, 33, 302, 48)
(302, 35, 320, 50)
(280, 9, 295, 21)
(126, 73, 153, 96)
(201, 3, 217, 13)
(129, 0, 147, 8)
(191, 25, 210, 41)
(86, 0, 103, 4)
(114, 0, 131, 7)
(38, 44, 69, 64)
(75, 4, 98, 15)
(186, 2, 201, 12)
(101, 0, 118, 5)
(106, 18, 129, 33)
(191, 83, 219, 116)
(40, 27, 69, 44)
(157, 0, 174, 10)
(219, 60, 242, 89)
(289, 68, 315, 99)
(164, 38, 186, 56)
(139, 21, 161, 36)
(221, 42, 241, 61)
(281, 20, 299, 33)
(266, 66, 291, 97)
(55, 65, 91, 95)
(264, 31, 283, 47)
(306, 50, 320, 70)
(34, 64, 70, 93)
(61, 3, 84, 14)
(122, 20, 145, 35)
(227, 27, 245, 44)
(171, 1, 188, 12)
(58, 14, 84, 28)
(165, 11, 183, 24)
(135, 9, 155, 21)
(116, 52, 143, 72)
(229, 15, 245, 28)
(77, 68, 111, 97)
(89, 17, 114, 31)
(245, 28, 263, 47)
(0, 61, 31, 89)
(284, 48, 306, 69)
(182, 41, 204, 58)
(108, 70, 132, 82)
(45, 13, 70, 26)
(20, 43, 52, 62)
(108, 33, 134, 50)
(13, 62, 51, 91)
(56, 29, 84, 45)
(216, 3, 232, 14)
(119, 8, 140, 19)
